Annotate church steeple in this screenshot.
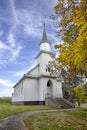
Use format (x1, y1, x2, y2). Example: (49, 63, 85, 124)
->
(42, 23, 48, 43)
(40, 23, 51, 52)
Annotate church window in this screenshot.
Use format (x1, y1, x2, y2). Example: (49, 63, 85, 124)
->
(47, 80, 52, 87)
(47, 81, 50, 86)
(46, 64, 51, 72)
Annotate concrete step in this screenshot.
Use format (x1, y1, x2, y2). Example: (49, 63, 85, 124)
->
(56, 98, 74, 109)
(45, 97, 74, 109)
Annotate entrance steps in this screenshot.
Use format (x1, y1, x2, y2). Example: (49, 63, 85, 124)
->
(45, 97, 74, 109)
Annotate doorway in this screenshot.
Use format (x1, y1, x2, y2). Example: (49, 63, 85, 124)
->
(47, 80, 53, 97)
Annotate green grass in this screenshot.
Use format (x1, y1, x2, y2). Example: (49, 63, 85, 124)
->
(1, 98, 87, 130)
(0, 98, 55, 119)
(67, 109, 87, 118)
(24, 109, 87, 130)
(0, 97, 11, 103)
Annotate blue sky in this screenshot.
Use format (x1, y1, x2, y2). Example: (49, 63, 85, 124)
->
(0, 0, 60, 97)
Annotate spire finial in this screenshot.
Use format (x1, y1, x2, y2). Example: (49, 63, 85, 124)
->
(44, 22, 45, 29)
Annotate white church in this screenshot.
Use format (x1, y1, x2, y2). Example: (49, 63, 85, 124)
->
(12, 24, 74, 108)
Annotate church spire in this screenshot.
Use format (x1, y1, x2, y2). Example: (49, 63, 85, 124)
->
(41, 23, 48, 42)
(40, 23, 51, 52)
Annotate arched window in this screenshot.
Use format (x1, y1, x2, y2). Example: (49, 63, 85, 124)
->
(47, 80, 52, 87)
(46, 80, 53, 97)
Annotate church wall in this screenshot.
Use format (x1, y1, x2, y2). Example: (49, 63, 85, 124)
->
(37, 53, 42, 70)
(27, 65, 39, 75)
(38, 77, 44, 101)
(24, 78, 39, 101)
(12, 80, 24, 103)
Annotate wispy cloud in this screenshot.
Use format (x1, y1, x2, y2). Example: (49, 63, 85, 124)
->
(0, 0, 58, 66)
(0, 0, 24, 64)
(9, 0, 18, 24)
(0, 0, 23, 65)
(10, 46, 23, 62)
(7, 33, 16, 48)
(16, 8, 58, 43)
(0, 35, 23, 64)
(0, 78, 15, 87)
(0, 41, 10, 65)
(16, 9, 42, 37)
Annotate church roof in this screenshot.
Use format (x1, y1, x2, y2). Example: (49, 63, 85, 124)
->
(36, 50, 55, 59)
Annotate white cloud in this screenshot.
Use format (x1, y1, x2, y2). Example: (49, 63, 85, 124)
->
(15, 7, 58, 43)
(9, 45, 23, 62)
(24, 25, 42, 38)
(0, 33, 23, 64)
(16, 9, 42, 37)
(7, 33, 16, 48)
(0, 41, 10, 50)
(0, 41, 10, 65)
(0, 0, 23, 63)
(0, 78, 15, 88)
(9, 0, 18, 24)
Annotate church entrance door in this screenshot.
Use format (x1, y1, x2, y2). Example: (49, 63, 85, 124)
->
(46, 80, 53, 97)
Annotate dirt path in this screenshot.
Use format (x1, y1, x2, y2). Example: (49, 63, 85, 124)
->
(0, 110, 60, 130)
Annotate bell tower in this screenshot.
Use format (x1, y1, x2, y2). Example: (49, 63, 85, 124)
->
(36, 24, 53, 74)
(40, 23, 51, 52)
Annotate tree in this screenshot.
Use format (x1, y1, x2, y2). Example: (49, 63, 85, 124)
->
(50, 57, 83, 101)
(51, 0, 87, 101)
(74, 85, 86, 106)
(72, 0, 87, 76)
(53, 0, 87, 77)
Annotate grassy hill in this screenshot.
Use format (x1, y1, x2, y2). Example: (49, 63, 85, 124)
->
(0, 97, 11, 104)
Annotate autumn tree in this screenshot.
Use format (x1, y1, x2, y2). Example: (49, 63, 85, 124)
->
(53, 0, 87, 77)
(51, 0, 87, 100)
(74, 85, 86, 106)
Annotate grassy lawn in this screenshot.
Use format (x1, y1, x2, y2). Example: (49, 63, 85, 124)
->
(1, 98, 87, 130)
(0, 98, 54, 119)
(24, 109, 87, 130)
